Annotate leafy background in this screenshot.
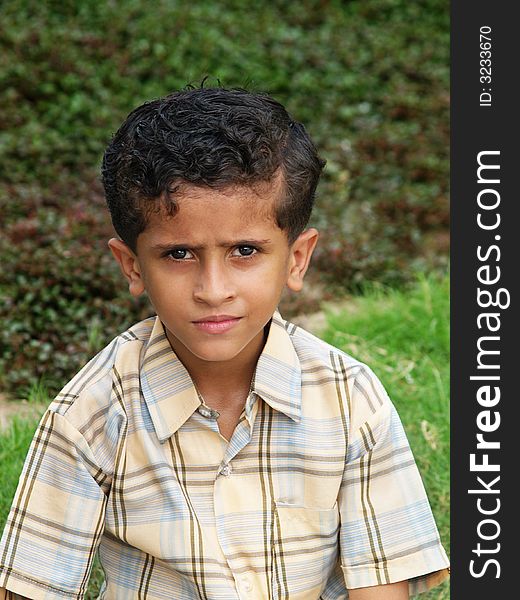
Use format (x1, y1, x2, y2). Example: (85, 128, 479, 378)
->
(0, 0, 449, 397)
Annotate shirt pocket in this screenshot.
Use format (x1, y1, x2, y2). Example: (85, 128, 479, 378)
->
(271, 503, 340, 598)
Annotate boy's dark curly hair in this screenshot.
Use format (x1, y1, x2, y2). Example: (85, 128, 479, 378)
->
(102, 86, 326, 251)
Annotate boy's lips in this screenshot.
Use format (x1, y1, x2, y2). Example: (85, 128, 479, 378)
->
(192, 315, 242, 334)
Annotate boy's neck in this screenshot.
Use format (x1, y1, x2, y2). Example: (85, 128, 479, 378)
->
(192, 361, 255, 412)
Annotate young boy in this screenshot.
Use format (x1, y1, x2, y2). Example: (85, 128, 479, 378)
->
(0, 87, 449, 600)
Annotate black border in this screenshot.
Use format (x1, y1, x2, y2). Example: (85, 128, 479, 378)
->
(451, 2, 517, 596)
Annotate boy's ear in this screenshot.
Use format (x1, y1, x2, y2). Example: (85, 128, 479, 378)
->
(108, 238, 145, 297)
(286, 228, 319, 292)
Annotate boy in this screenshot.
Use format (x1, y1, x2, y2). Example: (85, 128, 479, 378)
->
(0, 87, 449, 599)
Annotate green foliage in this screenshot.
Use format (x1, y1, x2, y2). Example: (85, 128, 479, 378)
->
(0, 198, 151, 394)
(0, 0, 449, 396)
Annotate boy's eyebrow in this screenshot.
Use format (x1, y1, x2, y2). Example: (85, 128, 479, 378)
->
(152, 239, 273, 251)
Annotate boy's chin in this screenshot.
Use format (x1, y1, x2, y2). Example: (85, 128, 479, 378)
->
(177, 337, 266, 370)
(186, 342, 254, 364)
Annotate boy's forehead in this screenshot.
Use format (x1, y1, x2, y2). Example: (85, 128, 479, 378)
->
(153, 176, 283, 230)
(181, 173, 282, 209)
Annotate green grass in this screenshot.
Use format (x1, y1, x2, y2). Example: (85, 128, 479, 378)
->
(0, 417, 41, 530)
(0, 273, 449, 598)
(322, 272, 449, 598)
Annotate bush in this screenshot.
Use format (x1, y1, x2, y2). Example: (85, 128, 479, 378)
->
(0, 0, 449, 396)
(0, 188, 150, 394)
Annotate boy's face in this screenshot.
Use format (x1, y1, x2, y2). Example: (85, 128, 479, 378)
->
(109, 180, 318, 373)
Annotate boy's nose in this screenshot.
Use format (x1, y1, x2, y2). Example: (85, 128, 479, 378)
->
(192, 261, 237, 307)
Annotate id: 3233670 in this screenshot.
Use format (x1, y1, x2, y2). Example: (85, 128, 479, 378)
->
(480, 25, 492, 107)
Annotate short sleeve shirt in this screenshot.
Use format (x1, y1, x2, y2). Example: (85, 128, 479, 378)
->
(0, 312, 449, 599)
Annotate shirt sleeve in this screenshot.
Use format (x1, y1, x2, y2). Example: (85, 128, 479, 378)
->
(338, 365, 450, 595)
(0, 409, 108, 600)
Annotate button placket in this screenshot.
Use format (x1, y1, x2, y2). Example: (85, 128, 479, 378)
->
(212, 395, 261, 598)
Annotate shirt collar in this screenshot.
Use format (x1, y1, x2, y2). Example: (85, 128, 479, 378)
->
(251, 311, 302, 424)
(139, 311, 302, 443)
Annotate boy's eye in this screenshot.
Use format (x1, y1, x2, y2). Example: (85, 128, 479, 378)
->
(167, 248, 193, 260)
(232, 245, 257, 257)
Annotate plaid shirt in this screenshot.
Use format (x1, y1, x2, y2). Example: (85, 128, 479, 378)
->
(0, 312, 449, 599)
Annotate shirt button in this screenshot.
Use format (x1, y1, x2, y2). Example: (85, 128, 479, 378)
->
(241, 576, 253, 592)
(198, 405, 220, 419)
(220, 463, 232, 477)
